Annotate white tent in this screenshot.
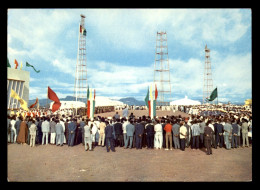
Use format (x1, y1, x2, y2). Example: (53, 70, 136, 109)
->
(170, 96, 201, 106)
(94, 96, 125, 107)
(50, 97, 125, 109)
(50, 101, 86, 109)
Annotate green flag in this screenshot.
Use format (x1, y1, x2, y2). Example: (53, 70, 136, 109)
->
(26, 62, 40, 73)
(87, 85, 89, 100)
(144, 87, 149, 108)
(206, 87, 218, 101)
(7, 58, 11, 67)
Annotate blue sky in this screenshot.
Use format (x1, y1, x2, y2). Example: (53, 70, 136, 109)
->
(7, 8, 252, 104)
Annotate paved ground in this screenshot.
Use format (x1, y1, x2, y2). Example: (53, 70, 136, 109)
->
(7, 143, 252, 182)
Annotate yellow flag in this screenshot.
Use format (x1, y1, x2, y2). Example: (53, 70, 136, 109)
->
(150, 84, 153, 100)
(89, 88, 92, 100)
(11, 89, 20, 99)
(10, 89, 29, 111)
(20, 61, 23, 70)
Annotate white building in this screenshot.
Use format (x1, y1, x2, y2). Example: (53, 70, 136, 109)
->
(7, 67, 30, 109)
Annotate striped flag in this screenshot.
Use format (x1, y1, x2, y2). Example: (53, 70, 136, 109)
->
(87, 87, 95, 119)
(144, 84, 157, 119)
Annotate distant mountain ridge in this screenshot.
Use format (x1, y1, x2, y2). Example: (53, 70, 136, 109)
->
(29, 96, 244, 107)
(29, 96, 145, 107)
(118, 97, 145, 106)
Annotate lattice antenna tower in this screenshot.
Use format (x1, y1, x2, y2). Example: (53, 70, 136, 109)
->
(153, 31, 172, 106)
(203, 44, 214, 104)
(74, 14, 88, 103)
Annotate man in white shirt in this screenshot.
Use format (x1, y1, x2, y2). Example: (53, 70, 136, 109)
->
(29, 120, 37, 147)
(10, 116, 17, 143)
(154, 120, 163, 149)
(179, 121, 187, 151)
(122, 118, 129, 147)
(41, 117, 50, 145)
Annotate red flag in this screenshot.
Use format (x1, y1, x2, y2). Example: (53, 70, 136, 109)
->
(155, 84, 158, 100)
(29, 98, 38, 108)
(148, 100, 151, 117)
(14, 59, 18, 69)
(94, 89, 96, 100)
(47, 86, 61, 112)
(87, 100, 90, 118)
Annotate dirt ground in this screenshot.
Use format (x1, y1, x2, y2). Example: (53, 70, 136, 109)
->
(7, 110, 252, 182)
(7, 143, 252, 182)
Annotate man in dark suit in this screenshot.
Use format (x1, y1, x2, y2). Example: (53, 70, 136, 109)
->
(68, 118, 77, 147)
(204, 120, 214, 155)
(114, 118, 123, 147)
(135, 118, 144, 149)
(145, 119, 155, 149)
(105, 120, 115, 152)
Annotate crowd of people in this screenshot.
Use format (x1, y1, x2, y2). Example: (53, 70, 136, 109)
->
(7, 106, 252, 155)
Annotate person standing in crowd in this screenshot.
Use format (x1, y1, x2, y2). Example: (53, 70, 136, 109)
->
(29, 120, 37, 147)
(191, 119, 200, 150)
(135, 118, 144, 150)
(141, 116, 147, 149)
(50, 118, 56, 145)
(16, 117, 28, 145)
(26, 117, 32, 145)
(125, 119, 135, 149)
(122, 118, 129, 147)
(145, 119, 154, 149)
(91, 119, 98, 148)
(98, 118, 106, 147)
(114, 118, 123, 147)
(15, 116, 22, 141)
(36, 117, 43, 144)
(185, 119, 191, 148)
(154, 119, 163, 149)
(241, 118, 249, 148)
(231, 118, 239, 148)
(105, 120, 115, 152)
(172, 119, 180, 149)
(55, 119, 64, 146)
(84, 123, 93, 151)
(223, 119, 232, 150)
(199, 118, 206, 148)
(208, 119, 216, 149)
(41, 117, 50, 145)
(161, 119, 166, 148)
(10, 116, 17, 143)
(204, 120, 214, 155)
(60, 118, 66, 145)
(217, 118, 225, 148)
(164, 120, 173, 150)
(179, 121, 187, 151)
(248, 116, 252, 146)
(68, 118, 77, 147)
(80, 118, 86, 146)
(113, 112, 120, 120)
(65, 119, 69, 144)
(237, 118, 241, 148)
